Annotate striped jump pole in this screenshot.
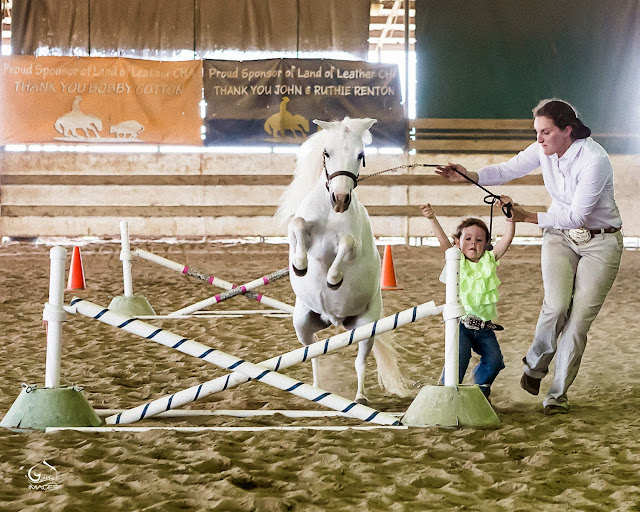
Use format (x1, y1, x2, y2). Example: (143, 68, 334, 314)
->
(67, 298, 401, 426)
(94, 300, 444, 425)
(168, 268, 290, 317)
(133, 249, 294, 314)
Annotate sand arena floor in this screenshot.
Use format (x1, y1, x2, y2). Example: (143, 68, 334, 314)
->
(0, 241, 639, 511)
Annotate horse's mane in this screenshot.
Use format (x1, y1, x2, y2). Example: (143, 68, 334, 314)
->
(275, 128, 327, 225)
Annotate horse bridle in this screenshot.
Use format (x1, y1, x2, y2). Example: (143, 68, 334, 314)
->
(323, 151, 365, 191)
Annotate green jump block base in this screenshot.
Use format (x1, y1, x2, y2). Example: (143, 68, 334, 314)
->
(1, 385, 102, 431)
(108, 294, 155, 316)
(401, 384, 500, 428)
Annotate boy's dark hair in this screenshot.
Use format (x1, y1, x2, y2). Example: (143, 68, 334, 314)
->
(453, 218, 491, 248)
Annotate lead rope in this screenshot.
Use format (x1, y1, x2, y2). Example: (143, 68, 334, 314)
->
(357, 163, 436, 182)
(359, 163, 513, 248)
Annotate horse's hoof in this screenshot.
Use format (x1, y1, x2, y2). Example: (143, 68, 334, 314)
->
(355, 397, 368, 406)
(292, 264, 307, 277)
(327, 278, 343, 290)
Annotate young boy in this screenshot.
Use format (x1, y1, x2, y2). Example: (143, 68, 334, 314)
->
(421, 200, 515, 397)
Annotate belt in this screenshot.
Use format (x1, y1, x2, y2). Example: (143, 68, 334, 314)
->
(461, 315, 504, 331)
(589, 227, 620, 236)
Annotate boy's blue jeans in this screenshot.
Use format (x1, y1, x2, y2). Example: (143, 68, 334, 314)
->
(440, 323, 505, 397)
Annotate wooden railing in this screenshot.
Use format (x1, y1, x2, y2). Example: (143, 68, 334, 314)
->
(408, 118, 534, 153)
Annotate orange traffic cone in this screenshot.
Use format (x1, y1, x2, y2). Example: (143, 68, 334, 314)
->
(381, 245, 403, 290)
(66, 246, 86, 291)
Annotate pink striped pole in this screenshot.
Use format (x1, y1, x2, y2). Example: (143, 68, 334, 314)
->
(133, 249, 293, 314)
(168, 268, 290, 316)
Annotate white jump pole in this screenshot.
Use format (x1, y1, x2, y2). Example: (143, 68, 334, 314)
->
(67, 298, 402, 426)
(43, 246, 68, 388)
(168, 268, 291, 317)
(120, 220, 134, 298)
(133, 249, 294, 314)
(47, 425, 408, 433)
(93, 300, 443, 425)
(443, 247, 465, 387)
(94, 409, 404, 419)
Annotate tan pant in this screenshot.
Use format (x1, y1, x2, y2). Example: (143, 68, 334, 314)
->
(523, 228, 623, 408)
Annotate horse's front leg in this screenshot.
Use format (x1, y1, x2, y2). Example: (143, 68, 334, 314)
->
(327, 234, 356, 289)
(289, 216, 309, 276)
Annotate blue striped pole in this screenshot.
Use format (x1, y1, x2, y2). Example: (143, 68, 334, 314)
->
(91, 300, 443, 425)
(69, 298, 405, 426)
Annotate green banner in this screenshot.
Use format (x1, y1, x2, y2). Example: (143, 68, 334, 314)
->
(415, 0, 640, 153)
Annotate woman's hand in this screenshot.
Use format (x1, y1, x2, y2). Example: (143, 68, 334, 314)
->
(498, 195, 514, 218)
(435, 163, 477, 183)
(508, 203, 538, 224)
(421, 204, 435, 219)
(498, 195, 513, 208)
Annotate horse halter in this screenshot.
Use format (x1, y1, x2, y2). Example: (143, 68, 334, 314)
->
(323, 151, 364, 192)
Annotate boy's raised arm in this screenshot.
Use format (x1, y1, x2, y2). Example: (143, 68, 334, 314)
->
(493, 196, 516, 261)
(421, 204, 453, 251)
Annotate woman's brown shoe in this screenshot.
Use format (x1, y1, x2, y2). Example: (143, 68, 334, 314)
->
(544, 405, 569, 415)
(520, 373, 541, 395)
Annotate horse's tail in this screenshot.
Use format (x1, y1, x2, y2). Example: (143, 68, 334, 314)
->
(372, 331, 411, 397)
(263, 118, 273, 136)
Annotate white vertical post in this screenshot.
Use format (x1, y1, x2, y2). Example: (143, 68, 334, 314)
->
(120, 220, 133, 297)
(43, 246, 67, 388)
(443, 247, 465, 387)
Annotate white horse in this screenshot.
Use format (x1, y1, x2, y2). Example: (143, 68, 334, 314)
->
(276, 117, 410, 405)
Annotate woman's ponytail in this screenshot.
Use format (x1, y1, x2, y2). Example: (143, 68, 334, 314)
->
(571, 118, 591, 139)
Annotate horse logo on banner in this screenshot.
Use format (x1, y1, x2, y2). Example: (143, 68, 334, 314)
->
(264, 97, 310, 141)
(53, 96, 146, 143)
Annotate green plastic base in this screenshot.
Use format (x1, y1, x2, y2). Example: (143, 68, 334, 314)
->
(401, 384, 501, 428)
(108, 294, 156, 316)
(0, 385, 102, 431)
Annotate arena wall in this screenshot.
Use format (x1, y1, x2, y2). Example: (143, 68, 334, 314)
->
(0, 149, 637, 240)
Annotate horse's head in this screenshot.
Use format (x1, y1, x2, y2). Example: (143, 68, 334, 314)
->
(313, 117, 377, 213)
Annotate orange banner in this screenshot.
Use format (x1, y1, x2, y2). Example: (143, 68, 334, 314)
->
(0, 56, 203, 145)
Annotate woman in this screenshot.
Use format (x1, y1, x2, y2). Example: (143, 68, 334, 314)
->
(435, 99, 623, 415)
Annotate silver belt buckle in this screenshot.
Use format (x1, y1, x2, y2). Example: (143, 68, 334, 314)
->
(462, 315, 483, 330)
(567, 227, 592, 245)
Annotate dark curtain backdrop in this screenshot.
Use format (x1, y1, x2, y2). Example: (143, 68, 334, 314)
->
(415, 0, 640, 151)
(12, 0, 371, 59)
(90, 0, 195, 59)
(11, 0, 90, 55)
